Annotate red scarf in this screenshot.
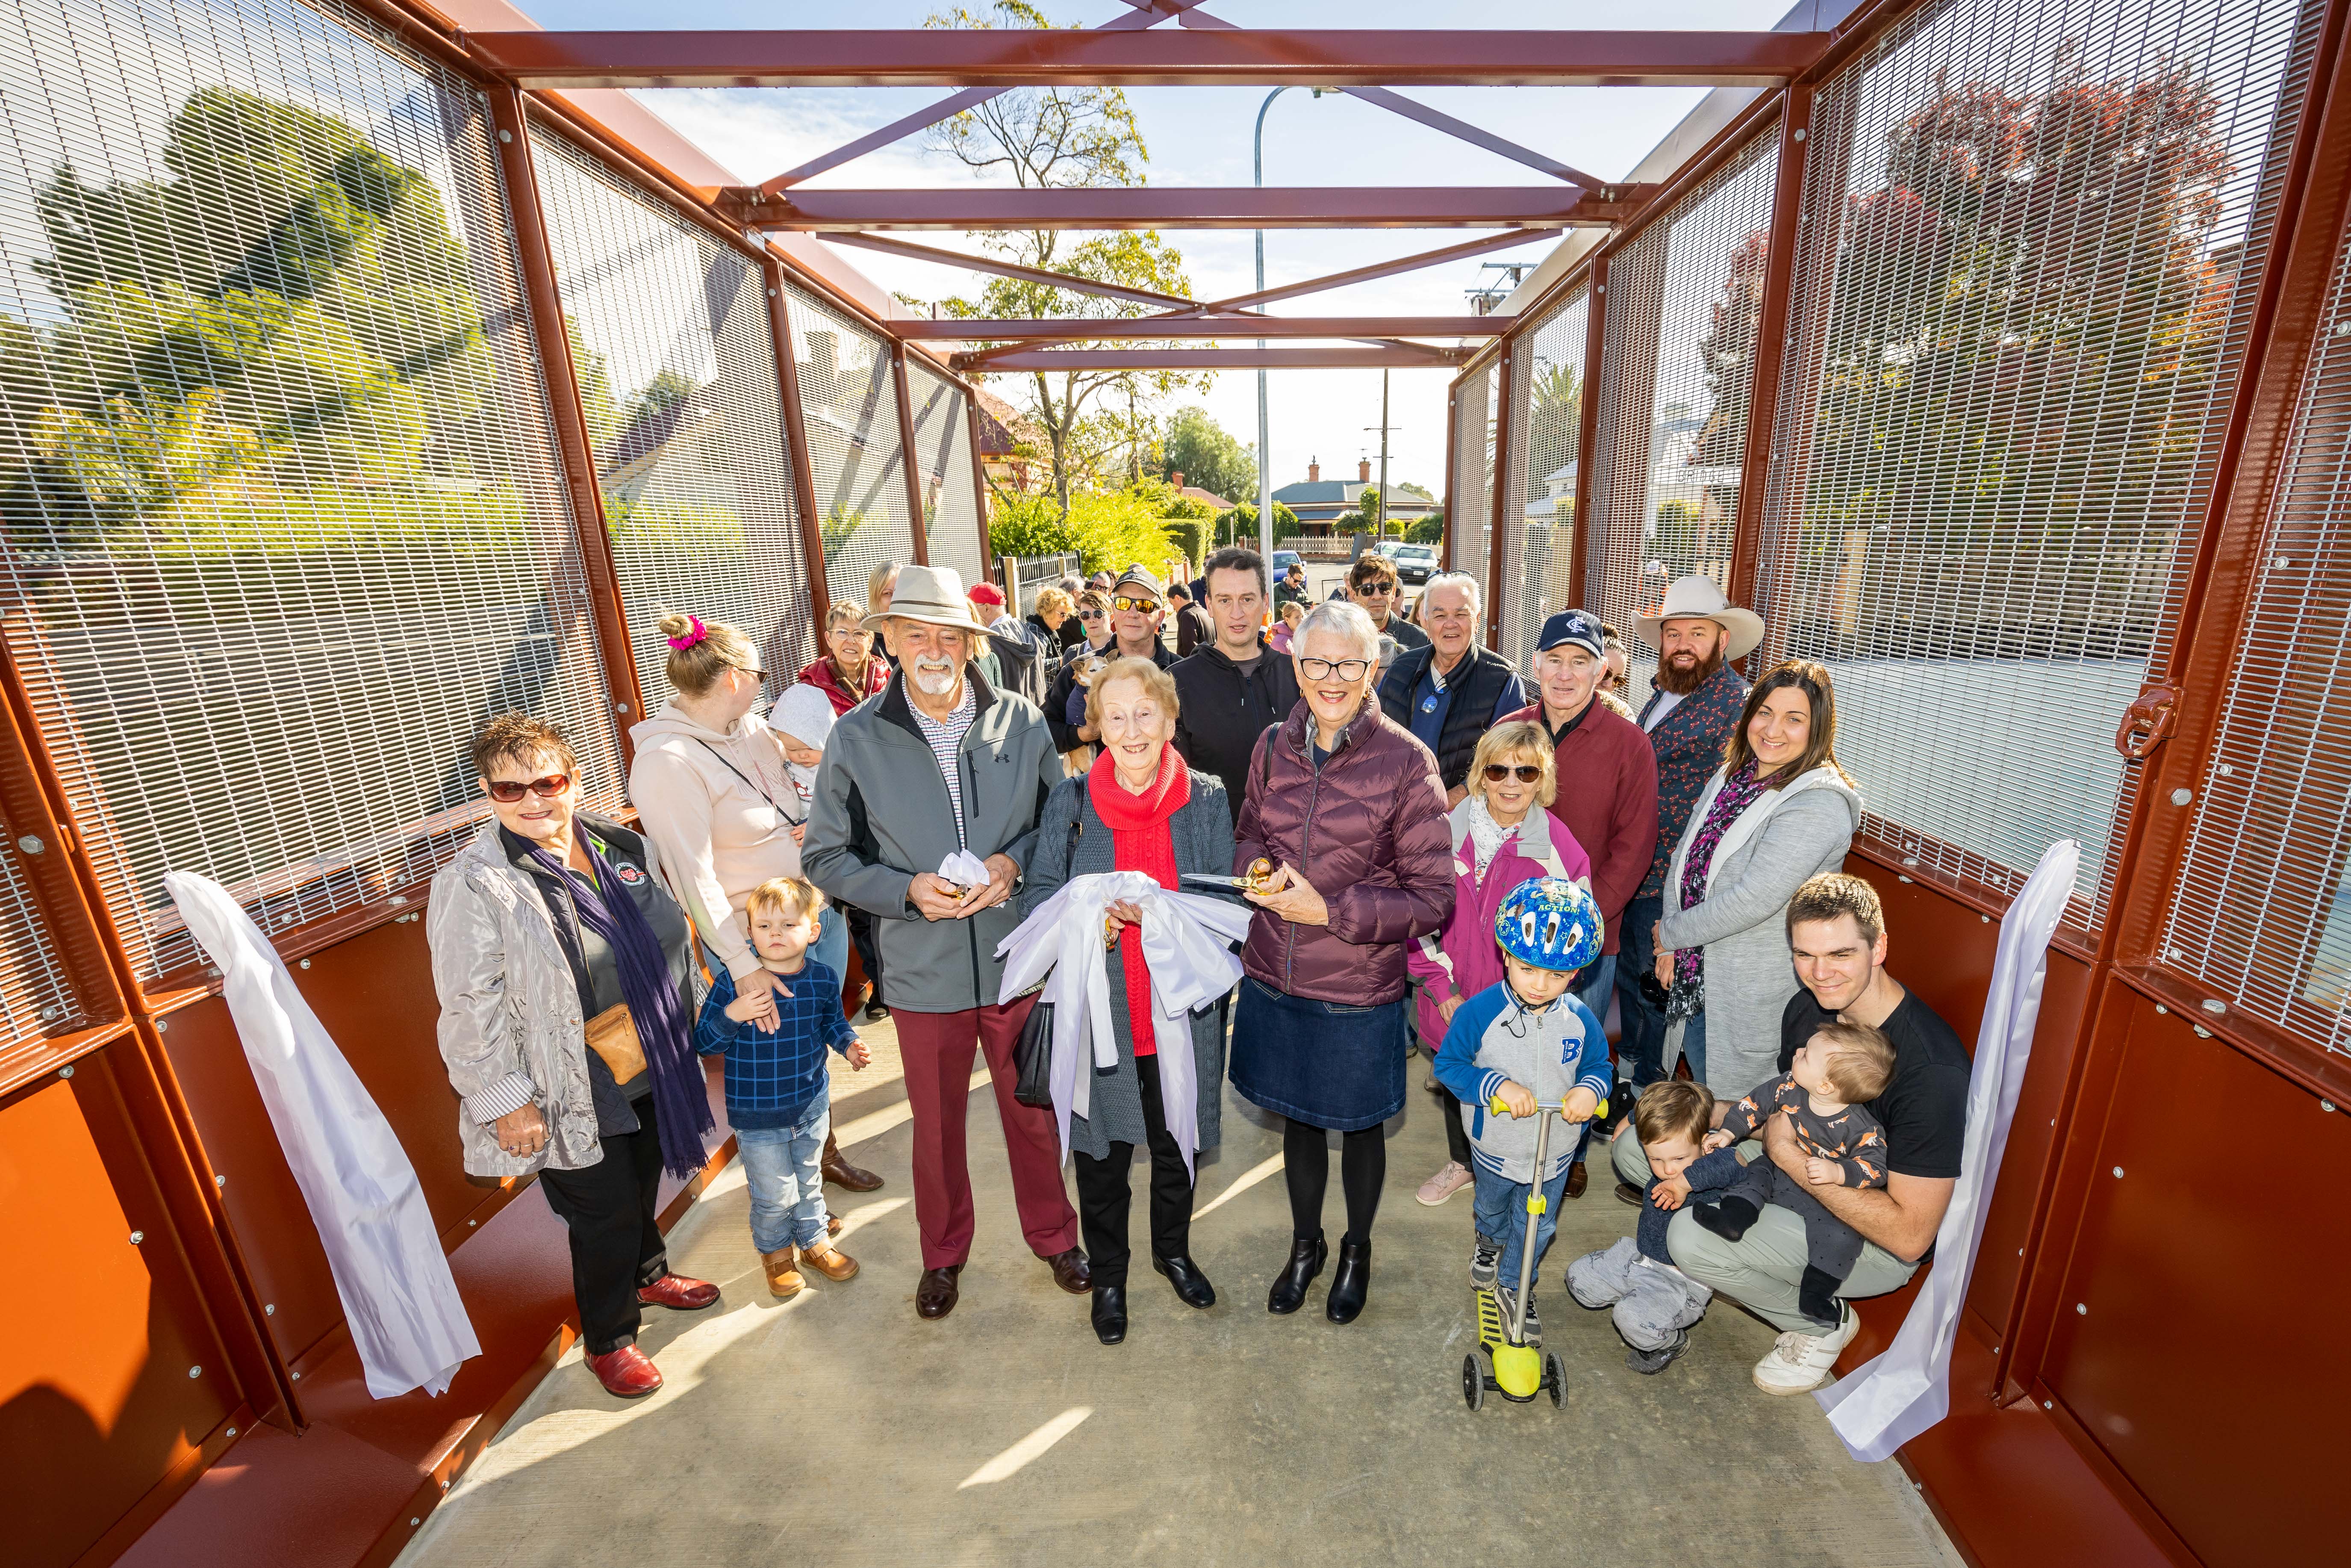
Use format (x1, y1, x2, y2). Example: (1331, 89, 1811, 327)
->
(1086, 745, 1192, 1056)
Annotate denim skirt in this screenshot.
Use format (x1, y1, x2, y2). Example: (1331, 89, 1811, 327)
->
(1228, 977, 1408, 1132)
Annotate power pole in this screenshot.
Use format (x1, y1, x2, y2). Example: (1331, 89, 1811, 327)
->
(1364, 370, 1398, 539)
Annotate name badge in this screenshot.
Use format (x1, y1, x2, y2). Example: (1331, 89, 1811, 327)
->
(1420, 694, 1441, 714)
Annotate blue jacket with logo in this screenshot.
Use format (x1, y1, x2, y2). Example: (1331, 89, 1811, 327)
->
(1432, 980, 1611, 1183)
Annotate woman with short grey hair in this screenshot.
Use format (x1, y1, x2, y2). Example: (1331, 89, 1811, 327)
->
(1228, 599, 1454, 1324)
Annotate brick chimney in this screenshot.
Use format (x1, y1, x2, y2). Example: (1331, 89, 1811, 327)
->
(1359, 459, 1372, 483)
(1171, 470, 1185, 490)
(1308, 458, 1320, 483)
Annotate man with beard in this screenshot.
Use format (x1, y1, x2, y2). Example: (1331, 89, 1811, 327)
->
(803, 566, 1089, 1321)
(1608, 577, 1765, 1167)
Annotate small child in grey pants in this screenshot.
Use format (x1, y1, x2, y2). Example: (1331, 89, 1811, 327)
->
(1692, 1019, 1895, 1328)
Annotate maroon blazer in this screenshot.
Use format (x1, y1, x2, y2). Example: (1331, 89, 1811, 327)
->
(1498, 699, 1659, 956)
(1234, 699, 1453, 1005)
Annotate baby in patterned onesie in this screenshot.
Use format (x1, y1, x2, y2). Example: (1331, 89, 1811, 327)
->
(1692, 1020, 1896, 1329)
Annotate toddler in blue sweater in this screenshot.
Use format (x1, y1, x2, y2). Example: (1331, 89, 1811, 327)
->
(695, 877, 870, 1300)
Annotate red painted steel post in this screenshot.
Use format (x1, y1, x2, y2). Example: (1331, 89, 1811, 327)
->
(1485, 338, 1516, 648)
(1442, 382, 1460, 574)
(965, 391, 997, 581)
(1566, 256, 1608, 611)
(1726, 90, 1810, 631)
(487, 85, 649, 761)
(892, 342, 931, 567)
(763, 259, 833, 633)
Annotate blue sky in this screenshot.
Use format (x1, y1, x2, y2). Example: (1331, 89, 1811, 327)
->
(519, 0, 1797, 496)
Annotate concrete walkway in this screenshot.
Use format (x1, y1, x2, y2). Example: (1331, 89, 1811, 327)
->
(400, 1019, 1961, 1568)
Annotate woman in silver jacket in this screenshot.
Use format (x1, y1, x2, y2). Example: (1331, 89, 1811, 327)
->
(429, 714, 718, 1401)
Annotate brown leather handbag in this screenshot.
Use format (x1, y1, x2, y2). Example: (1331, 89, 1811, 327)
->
(583, 1002, 645, 1085)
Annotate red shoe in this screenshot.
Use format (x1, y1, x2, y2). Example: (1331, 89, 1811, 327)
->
(584, 1344, 663, 1398)
(636, 1274, 720, 1311)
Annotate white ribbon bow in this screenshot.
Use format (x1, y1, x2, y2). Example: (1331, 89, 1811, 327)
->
(996, 871, 1252, 1178)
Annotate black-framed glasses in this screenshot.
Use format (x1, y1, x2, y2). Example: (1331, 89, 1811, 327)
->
(1298, 656, 1372, 682)
(486, 773, 571, 803)
(1483, 763, 1543, 784)
(1111, 594, 1159, 613)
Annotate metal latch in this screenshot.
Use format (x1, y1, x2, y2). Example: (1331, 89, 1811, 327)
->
(2113, 684, 2179, 761)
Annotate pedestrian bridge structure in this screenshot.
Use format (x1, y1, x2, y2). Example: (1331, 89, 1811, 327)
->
(3, 4, 2342, 1567)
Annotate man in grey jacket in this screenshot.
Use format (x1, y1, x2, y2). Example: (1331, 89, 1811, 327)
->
(802, 566, 1088, 1322)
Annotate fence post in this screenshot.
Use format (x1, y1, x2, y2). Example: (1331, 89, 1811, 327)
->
(1485, 338, 1516, 649)
(1441, 383, 1460, 574)
(1567, 257, 1608, 612)
(966, 390, 996, 581)
(485, 85, 647, 760)
(764, 259, 832, 632)
(1726, 88, 1814, 635)
(893, 343, 930, 568)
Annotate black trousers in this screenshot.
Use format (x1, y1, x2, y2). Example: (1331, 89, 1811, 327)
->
(1071, 1055, 1194, 1289)
(846, 905, 883, 1004)
(1441, 1085, 1474, 1167)
(537, 1096, 670, 1355)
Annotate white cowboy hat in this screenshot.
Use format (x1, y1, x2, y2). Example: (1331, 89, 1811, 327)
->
(1633, 574, 1766, 660)
(863, 564, 990, 635)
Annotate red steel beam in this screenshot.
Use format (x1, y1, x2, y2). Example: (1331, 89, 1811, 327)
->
(955, 346, 1470, 371)
(468, 29, 1827, 90)
(1566, 257, 1608, 611)
(899, 314, 1507, 340)
(764, 261, 833, 634)
(892, 344, 930, 567)
(822, 232, 1199, 310)
(1725, 88, 1813, 637)
(1178, 230, 1553, 315)
(738, 186, 1629, 231)
(1485, 338, 1515, 648)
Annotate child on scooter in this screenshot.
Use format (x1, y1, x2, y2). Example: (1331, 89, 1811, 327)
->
(1432, 878, 1611, 1344)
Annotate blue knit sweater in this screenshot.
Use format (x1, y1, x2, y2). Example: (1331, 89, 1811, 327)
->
(693, 960, 858, 1129)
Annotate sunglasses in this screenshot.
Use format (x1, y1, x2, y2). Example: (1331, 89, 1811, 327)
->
(1484, 763, 1544, 784)
(1298, 656, 1372, 682)
(1078, 608, 1105, 621)
(1111, 595, 1159, 613)
(486, 773, 571, 803)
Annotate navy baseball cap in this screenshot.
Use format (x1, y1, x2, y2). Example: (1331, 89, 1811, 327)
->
(1536, 610, 1605, 657)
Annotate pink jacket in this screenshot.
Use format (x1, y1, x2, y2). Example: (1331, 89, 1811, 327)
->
(1405, 801, 1593, 1046)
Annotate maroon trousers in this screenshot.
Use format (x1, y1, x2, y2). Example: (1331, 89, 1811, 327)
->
(892, 995, 1079, 1270)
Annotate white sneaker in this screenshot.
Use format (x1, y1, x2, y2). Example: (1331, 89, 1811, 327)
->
(1751, 1303, 1860, 1395)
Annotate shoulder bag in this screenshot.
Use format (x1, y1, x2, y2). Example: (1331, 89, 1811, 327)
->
(1012, 807, 1085, 1108)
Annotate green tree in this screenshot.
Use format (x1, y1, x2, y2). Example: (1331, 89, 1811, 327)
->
(1405, 509, 1444, 545)
(1159, 404, 1256, 506)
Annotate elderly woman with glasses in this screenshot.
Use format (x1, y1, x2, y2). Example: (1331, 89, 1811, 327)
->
(1405, 722, 1594, 1208)
(430, 714, 717, 1400)
(1229, 601, 1454, 1325)
(798, 600, 889, 716)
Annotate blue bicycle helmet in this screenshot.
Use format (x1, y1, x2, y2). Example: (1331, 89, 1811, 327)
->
(1494, 877, 1603, 974)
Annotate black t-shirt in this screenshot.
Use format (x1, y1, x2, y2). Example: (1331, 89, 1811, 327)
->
(1780, 988, 1968, 1180)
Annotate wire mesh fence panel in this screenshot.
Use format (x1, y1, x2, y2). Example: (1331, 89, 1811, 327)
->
(0, 836, 80, 1070)
(2165, 197, 2351, 1059)
(530, 130, 813, 713)
(1586, 133, 1779, 710)
(1499, 283, 1590, 674)
(1448, 360, 1497, 608)
(0, 0, 620, 981)
(785, 284, 916, 616)
(1752, 0, 2322, 928)
(909, 363, 985, 590)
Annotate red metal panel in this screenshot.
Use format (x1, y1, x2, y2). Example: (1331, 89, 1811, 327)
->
(745, 187, 1629, 233)
(2041, 993, 2344, 1568)
(3, 1058, 236, 1568)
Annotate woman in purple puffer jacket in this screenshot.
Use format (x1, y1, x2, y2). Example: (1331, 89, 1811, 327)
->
(1231, 601, 1454, 1326)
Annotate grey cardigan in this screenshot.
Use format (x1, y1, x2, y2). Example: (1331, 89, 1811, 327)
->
(1657, 765, 1862, 1100)
(1019, 768, 1237, 1163)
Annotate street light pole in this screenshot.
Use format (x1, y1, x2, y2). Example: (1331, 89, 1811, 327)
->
(1376, 368, 1390, 540)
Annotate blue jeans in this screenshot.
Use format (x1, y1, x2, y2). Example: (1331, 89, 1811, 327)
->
(736, 1084, 832, 1253)
(1679, 1009, 1708, 1085)
(1613, 894, 1670, 1090)
(1472, 1162, 1573, 1291)
(809, 903, 848, 992)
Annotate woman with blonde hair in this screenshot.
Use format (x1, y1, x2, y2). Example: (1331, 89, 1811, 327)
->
(797, 600, 888, 716)
(628, 610, 883, 1193)
(1029, 584, 1085, 653)
(1653, 660, 1861, 1099)
(1407, 721, 1596, 1206)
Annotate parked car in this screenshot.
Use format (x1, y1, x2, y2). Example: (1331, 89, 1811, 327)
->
(1271, 549, 1303, 576)
(1390, 543, 1439, 584)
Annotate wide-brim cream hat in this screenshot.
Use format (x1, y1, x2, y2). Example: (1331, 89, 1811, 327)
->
(863, 565, 991, 635)
(1633, 574, 1766, 660)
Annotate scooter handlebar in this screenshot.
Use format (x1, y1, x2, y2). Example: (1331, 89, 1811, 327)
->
(1485, 1096, 1607, 1121)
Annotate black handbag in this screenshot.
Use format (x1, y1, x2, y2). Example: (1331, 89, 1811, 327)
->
(1011, 810, 1085, 1109)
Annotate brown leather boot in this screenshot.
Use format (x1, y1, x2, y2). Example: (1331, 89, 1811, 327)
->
(763, 1246, 806, 1300)
(799, 1240, 860, 1282)
(823, 1131, 885, 1193)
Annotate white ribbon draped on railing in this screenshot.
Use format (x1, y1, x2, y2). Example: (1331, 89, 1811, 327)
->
(1814, 838, 2079, 1461)
(996, 871, 1252, 1177)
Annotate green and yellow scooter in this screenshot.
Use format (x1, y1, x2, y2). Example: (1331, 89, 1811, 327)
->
(1461, 1093, 1600, 1411)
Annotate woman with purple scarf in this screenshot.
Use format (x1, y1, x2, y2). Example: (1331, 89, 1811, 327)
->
(429, 713, 719, 1400)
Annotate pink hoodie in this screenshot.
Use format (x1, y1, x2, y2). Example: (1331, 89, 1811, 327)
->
(1405, 799, 1593, 1047)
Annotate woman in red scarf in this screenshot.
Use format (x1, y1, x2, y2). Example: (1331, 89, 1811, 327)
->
(1019, 657, 1237, 1345)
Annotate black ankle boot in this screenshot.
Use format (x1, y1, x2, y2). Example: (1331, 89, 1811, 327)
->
(1090, 1284, 1128, 1345)
(1267, 1233, 1327, 1315)
(1152, 1253, 1217, 1310)
(1325, 1235, 1371, 1324)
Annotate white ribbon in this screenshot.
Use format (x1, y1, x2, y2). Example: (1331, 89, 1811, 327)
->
(939, 849, 993, 889)
(996, 871, 1251, 1178)
(1813, 838, 2078, 1461)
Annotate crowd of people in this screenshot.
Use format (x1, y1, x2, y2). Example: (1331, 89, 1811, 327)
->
(429, 545, 1968, 1405)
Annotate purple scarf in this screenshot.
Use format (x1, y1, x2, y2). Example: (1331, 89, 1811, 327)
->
(1669, 761, 1769, 1013)
(529, 840, 713, 1178)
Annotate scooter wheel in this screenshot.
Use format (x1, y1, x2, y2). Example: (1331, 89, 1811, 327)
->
(1462, 1354, 1485, 1412)
(1544, 1352, 1566, 1409)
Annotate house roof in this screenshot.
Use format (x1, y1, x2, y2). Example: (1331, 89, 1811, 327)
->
(971, 386, 1043, 455)
(1176, 483, 1234, 509)
(1272, 478, 1441, 512)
